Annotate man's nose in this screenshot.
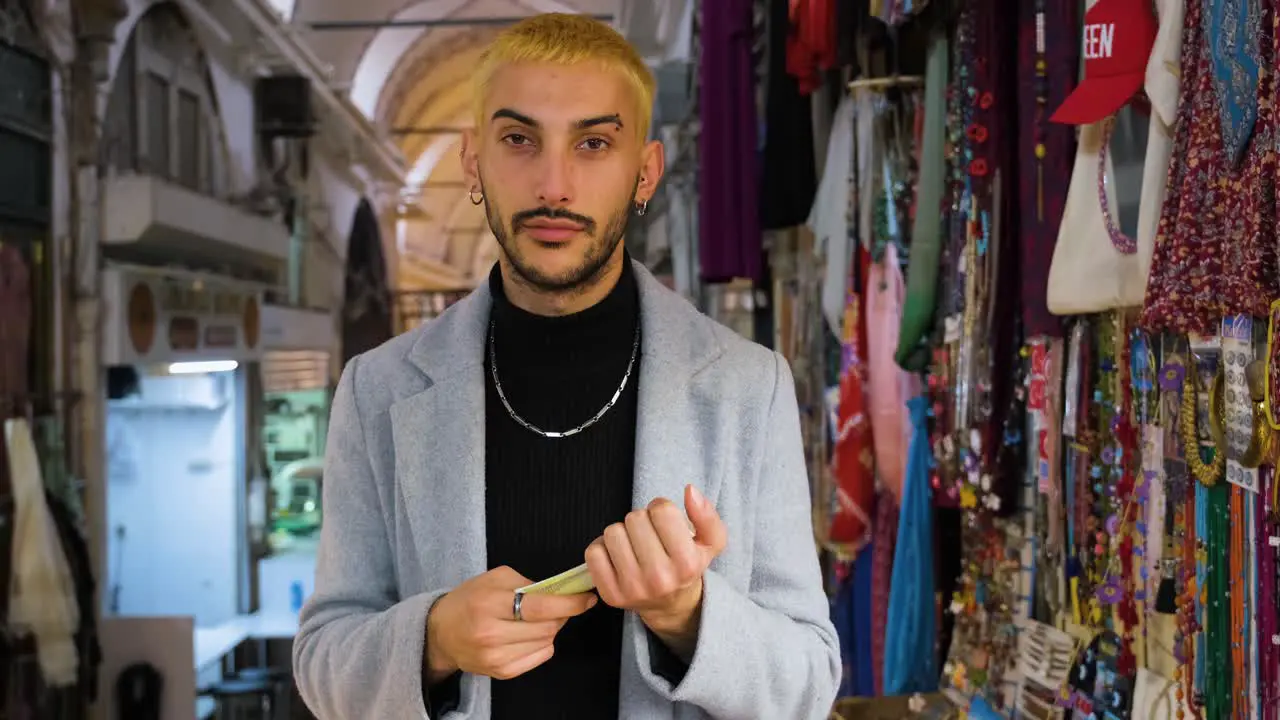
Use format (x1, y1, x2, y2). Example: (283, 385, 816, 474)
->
(535, 151, 575, 207)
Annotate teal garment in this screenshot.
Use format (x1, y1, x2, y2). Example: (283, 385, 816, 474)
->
(882, 396, 938, 695)
(1207, 0, 1261, 166)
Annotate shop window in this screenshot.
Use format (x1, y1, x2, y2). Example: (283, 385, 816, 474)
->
(143, 72, 171, 179)
(176, 89, 202, 190)
(101, 2, 225, 196)
(261, 351, 331, 550)
(0, 131, 48, 221)
(0, 9, 54, 400)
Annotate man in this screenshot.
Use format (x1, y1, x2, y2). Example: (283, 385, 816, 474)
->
(293, 13, 840, 720)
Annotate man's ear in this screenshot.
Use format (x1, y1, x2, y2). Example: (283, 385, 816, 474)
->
(460, 129, 480, 192)
(635, 139, 666, 205)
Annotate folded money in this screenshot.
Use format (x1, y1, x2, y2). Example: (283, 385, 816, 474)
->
(516, 563, 596, 596)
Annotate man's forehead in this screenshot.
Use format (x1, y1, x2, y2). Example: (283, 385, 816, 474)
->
(484, 62, 638, 127)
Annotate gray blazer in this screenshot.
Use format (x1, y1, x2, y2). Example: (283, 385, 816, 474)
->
(293, 261, 841, 719)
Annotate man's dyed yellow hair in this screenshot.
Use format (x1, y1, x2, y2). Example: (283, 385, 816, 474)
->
(471, 14, 657, 141)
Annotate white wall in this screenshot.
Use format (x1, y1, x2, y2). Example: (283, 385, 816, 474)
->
(104, 372, 243, 628)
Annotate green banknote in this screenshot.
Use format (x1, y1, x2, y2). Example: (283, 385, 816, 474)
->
(516, 563, 596, 596)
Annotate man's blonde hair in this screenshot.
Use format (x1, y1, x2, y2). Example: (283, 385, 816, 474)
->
(471, 14, 657, 140)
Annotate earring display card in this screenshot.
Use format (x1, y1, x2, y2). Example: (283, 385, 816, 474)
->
(1058, 631, 1134, 720)
(1220, 315, 1259, 493)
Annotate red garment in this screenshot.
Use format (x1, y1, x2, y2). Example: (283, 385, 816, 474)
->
(870, 491, 899, 696)
(785, 0, 838, 95)
(829, 249, 875, 551)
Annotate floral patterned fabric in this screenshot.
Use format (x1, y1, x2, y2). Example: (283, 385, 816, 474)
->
(1140, 0, 1279, 333)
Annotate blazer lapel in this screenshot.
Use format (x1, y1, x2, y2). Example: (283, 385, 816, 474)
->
(630, 262, 726, 513)
(390, 287, 492, 585)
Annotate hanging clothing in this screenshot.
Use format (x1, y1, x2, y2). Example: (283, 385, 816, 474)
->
(1017, 0, 1080, 338)
(700, 0, 763, 282)
(616, 0, 694, 63)
(866, 243, 920, 502)
(882, 396, 938, 695)
(6, 417, 79, 687)
(869, 491, 898, 696)
(1136, 0, 1186, 318)
(810, 94, 858, 336)
(896, 29, 949, 370)
(1141, 0, 1277, 333)
(761, 0, 818, 232)
(851, 537, 876, 697)
(785, 0, 838, 95)
(829, 244, 875, 549)
(44, 489, 102, 699)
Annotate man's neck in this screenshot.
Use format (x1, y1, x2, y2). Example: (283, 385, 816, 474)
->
(499, 254, 627, 316)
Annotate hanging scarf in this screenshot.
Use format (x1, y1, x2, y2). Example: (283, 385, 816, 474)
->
(830, 243, 876, 549)
(896, 29, 949, 371)
(1206, 0, 1261, 166)
(882, 396, 939, 695)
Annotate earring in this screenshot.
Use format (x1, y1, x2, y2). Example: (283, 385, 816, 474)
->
(469, 188, 483, 206)
(635, 199, 647, 216)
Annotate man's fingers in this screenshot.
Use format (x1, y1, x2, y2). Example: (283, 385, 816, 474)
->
(585, 539, 623, 607)
(603, 522, 645, 595)
(649, 500, 704, 582)
(483, 618, 564, 644)
(514, 591, 598, 622)
(486, 565, 533, 590)
(492, 643, 555, 680)
(625, 508, 671, 577)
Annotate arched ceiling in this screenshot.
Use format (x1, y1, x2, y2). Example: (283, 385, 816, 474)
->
(290, 0, 621, 290)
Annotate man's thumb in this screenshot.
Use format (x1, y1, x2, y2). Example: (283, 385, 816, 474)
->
(685, 484, 727, 553)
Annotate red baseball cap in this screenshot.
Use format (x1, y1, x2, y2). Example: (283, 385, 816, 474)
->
(1050, 0, 1158, 125)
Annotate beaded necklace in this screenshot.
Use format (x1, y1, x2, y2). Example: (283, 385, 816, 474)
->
(1260, 467, 1279, 720)
(1229, 486, 1249, 718)
(1177, 473, 1202, 720)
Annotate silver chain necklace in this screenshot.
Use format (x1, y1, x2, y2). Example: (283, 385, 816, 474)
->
(488, 319, 641, 439)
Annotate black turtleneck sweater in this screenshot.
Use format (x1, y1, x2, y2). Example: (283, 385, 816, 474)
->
(485, 259, 640, 718)
(426, 259, 688, 718)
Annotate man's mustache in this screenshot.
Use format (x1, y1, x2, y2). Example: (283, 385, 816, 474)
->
(511, 206, 597, 234)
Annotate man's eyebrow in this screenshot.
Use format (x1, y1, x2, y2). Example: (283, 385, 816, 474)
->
(575, 114, 624, 130)
(492, 108, 539, 127)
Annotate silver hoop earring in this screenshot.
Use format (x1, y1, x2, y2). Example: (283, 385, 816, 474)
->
(635, 199, 647, 217)
(469, 189, 484, 206)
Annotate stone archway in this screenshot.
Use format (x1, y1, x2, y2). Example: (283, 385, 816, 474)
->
(341, 197, 393, 365)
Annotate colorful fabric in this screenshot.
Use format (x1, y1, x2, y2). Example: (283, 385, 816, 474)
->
(830, 243, 876, 549)
(1140, 0, 1278, 332)
(866, 244, 921, 502)
(882, 396, 939, 695)
(870, 491, 899, 696)
(1207, 0, 1262, 165)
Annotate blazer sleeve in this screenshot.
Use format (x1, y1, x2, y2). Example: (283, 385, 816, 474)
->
(634, 352, 842, 719)
(292, 355, 443, 719)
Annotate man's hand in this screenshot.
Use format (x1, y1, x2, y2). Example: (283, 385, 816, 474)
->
(424, 566, 597, 683)
(584, 485, 728, 657)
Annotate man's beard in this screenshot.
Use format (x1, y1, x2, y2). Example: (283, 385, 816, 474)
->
(480, 175, 635, 293)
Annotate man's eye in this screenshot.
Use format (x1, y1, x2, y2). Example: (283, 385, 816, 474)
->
(503, 134, 532, 146)
(580, 138, 610, 151)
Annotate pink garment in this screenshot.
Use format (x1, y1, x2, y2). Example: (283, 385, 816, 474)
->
(865, 244, 921, 502)
(870, 491, 899, 696)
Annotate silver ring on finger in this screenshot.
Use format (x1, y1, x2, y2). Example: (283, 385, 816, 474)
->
(512, 591, 524, 622)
